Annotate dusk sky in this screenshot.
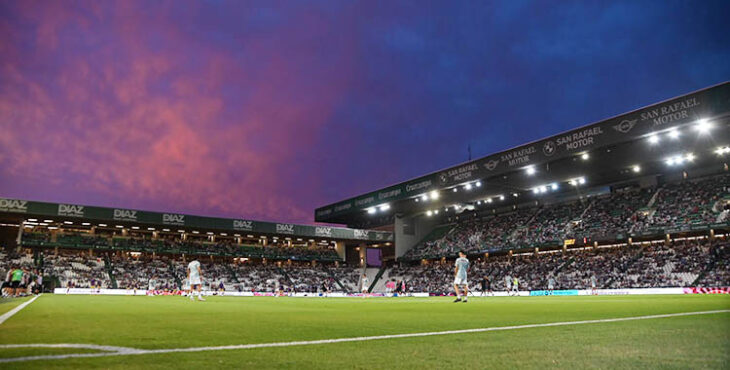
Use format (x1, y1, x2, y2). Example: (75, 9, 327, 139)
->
(1, 1, 729, 224)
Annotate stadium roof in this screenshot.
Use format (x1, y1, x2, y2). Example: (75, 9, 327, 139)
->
(316, 82, 730, 226)
(0, 198, 393, 242)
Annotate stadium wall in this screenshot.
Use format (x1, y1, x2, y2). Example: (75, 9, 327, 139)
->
(394, 214, 439, 258)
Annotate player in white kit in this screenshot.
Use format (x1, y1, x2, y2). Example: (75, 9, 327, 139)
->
(187, 260, 205, 301)
(453, 251, 469, 303)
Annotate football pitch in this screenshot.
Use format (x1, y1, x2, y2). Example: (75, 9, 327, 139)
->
(0, 294, 728, 369)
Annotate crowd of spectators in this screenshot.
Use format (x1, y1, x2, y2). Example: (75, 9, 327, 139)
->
(21, 230, 340, 262)
(42, 252, 111, 289)
(390, 239, 729, 293)
(640, 174, 729, 231)
(405, 174, 728, 259)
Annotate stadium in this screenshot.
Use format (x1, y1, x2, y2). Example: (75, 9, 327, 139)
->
(1, 80, 729, 368)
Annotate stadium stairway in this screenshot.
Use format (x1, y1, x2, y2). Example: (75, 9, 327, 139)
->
(604, 248, 645, 288)
(168, 260, 182, 289)
(277, 266, 296, 291)
(691, 246, 723, 286)
(322, 265, 349, 293)
(368, 266, 388, 293)
(224, 264, 240, 284)
(104, 255, 118, 289)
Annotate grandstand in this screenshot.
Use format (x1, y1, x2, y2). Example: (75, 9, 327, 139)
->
(1, 83, 729, 296)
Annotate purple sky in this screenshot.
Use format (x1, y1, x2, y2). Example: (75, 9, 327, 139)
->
(1, 1, 729, 224)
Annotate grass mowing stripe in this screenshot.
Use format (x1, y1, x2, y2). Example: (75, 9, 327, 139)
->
(0, 294, 40, 325)
(1, 309, 727, 364)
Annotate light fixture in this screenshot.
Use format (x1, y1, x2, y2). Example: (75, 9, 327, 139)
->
(476, 181, 482, 187)
(668, 129, 680, 140)
(98, 224, 107, 227)
(379, 204, 390, 211)
(82, 222, 91, 226)
(63, 221, 73, 225)
(163, 228, 170, 232)
(367, 208, 376, 214)
(632, 165, 641, 173)
(421, 194, 428, 201)
(532, 188, 540, 195)
(581, 153, 589, 160)
(486, 198, 493, 203)
(648, 134, 660, 145)
(578, 177, 586, 185)
(499, 195, 505, 201)
(430, 190, 439, 199)
(44, 220, 54, 223)
(551, 183, 559, 191)
(464, 183, 472, 191)
(131, 226, 140, 230)
(148, 227, 155, 231)
(525, 166, 536, 175)
(434, 210, 439, 215)
(426, 210, 433, 217)
(28, 218, 37, 222)
(115, 225, 124, 228)
(415, 198, 420, 203)
(695, 119, 712, 133)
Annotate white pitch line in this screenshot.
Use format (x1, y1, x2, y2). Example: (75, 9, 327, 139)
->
(0, 294, 41, 325)
(0, 309, 727, 363)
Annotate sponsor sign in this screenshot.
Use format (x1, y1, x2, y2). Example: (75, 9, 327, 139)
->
(276, 223, 295, 235)
(530, 289, 579, 296)
(0, 199, 28, 213)
(315, 227, 333, 237)
(58, 204, 84, 218)
(232, 220, 254, 231)
(163, 213, 185, 226)
(113, 209, 138, 221)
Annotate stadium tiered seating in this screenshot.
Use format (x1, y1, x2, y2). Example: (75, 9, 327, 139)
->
(403, 174, 728, 259)
(21, 230, 340, 262)
(568, 187, 653, 239)
(642, 174, 730, 231)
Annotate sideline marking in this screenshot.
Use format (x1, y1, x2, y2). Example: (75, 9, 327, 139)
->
(0, 294, 41, 325)
(0, 309, 727, 363)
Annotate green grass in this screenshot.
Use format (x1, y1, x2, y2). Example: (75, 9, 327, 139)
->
(0, 294, 728, 369)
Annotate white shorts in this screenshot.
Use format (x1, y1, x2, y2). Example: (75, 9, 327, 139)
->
(454, 277, 468, 286)
(548, 285, 554, 290)
(190, 277, 202, 286)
